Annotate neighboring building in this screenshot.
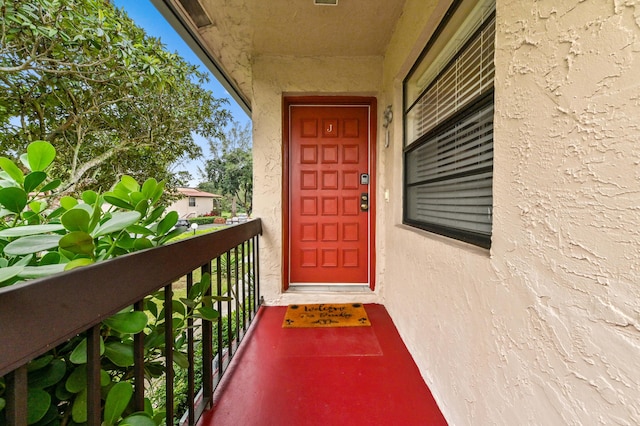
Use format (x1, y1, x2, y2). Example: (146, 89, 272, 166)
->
(169, 187, 221, 218)
(153, 0, 640, 424)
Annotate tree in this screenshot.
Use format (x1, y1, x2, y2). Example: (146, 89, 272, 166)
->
(0, 0, 230, 196)
(200, 120, 253, 215)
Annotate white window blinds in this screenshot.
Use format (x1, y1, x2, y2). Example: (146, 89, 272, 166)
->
(403, 1, 495, 248)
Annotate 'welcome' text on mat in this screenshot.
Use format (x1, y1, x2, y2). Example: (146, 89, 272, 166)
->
(282, 303, 371, 328)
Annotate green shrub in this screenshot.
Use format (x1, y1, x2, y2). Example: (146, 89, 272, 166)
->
(187, 217, 215, 225)
(0, 141, 223, 425)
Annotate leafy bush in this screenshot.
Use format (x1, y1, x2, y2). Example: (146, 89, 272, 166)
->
(187, 217, 216, 225)
(0, 141, 221, 425)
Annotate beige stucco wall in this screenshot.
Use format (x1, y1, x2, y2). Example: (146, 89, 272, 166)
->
(168, 197, 215, 218)
(252, 55, 385, 306)
(379, 0, 640, 424)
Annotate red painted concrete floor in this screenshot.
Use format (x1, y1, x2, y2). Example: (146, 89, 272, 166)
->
(199, 304, 448, 426)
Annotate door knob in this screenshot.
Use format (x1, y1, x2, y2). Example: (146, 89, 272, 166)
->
(360, 193, 369, 211)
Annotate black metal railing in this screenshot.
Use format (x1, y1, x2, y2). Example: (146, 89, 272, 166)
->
(0, 219, 262, 425)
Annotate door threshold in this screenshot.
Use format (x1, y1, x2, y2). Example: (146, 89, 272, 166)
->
(288, 284, 373, 293)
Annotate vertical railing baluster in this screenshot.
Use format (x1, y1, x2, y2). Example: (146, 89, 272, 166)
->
(226, 250, 232, 358)
(164, 284, 174, 422)
(87, 325, 101, 426)
(216, 256, 223, 379)
(247, 238, 253, 316)
(241, 241, 247, 331)
(133, 300, 145, 412)
(253, 235, 262, 312)
(234, 245, 240, 347)
(5, 365, 27, 424)
(186, 272, 195, 425)
(201, 262, 213, 407)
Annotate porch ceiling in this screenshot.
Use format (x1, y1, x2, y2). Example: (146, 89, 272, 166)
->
(152, 0, 407, 113)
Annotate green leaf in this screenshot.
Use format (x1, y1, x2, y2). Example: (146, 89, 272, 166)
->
(65, 258, 94, 270)
(145, 299, 158, 318)
(197, 306, 219, 321)
(72, 388, 87, 423)
(46, 206, 65, 220)
(0, 224, 64, 237)
(32, 403, 57, 425)
(0, 397, 5, 412)
(27, 388, 51, 424)
(145, 206, 165, 224)
(188, 281, 203, 300)
(173, 351, 189, 369)
(27, 355, 54, 372)
(115, 233, 135, 250)
(61, 208, 91, 232)
(133, 238, 153, 250)
(56, 380, 73, 401)
(69, 337, 105, 365)
(27, 141, 56, 172)
(127, 225, 153, 236)
(0, 265, 24, 283)
(134, 199, 148, 216)
(158, 228, 184, 244)
(65, 365, 86, 393)
(93, 211, 141, 237)
(4, 234, 62, 255)
(119, 175, 140, 192)
(156, 211, 178, 236)
(69, 339, 88, 365)
(0, 157, 24, 183)
(18, 264, 66, 279)
(151, 181, 165, 204)
(105, 341, 135, 367)
(59, 196, 78, 210)
(28, 200, 46, 214)
(23, 171, 47, 193)
(179, 297, 196, 308)
(14, 254, 33, 266)
(59, 231, 95, 256)
(130, 191, 145, 206)
(81, 190, 99, 205)
(40, 178, 61, 192)
(40, 252, 61, 265)
(200, 273, 211, 291)
(141, 178, 157, 198)
(120, 414, 156, 426)
(166, 300, 183, 319)
(101, 369, 111, 386)
(104, 194, 134, 210)
(104, 382, 133, 425)
(28, 359, 66, 389)
(103, 311, 147, 334)
(0, 187, 27, 213)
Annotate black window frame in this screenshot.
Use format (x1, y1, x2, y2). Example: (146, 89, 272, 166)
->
(402, 2, 495, 249)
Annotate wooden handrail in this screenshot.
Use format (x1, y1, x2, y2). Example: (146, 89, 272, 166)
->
(0, 219, 262, 377)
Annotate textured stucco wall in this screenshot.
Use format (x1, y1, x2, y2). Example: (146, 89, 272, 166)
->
(251, 55, 384, 305)
(167, 197, 215, 219)
(380, 0, 640, 424)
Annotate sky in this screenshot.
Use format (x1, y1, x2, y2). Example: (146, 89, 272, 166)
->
(111, 0, 250, 186)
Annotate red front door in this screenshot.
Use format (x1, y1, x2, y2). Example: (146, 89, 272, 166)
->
(288, 104, 373, 285)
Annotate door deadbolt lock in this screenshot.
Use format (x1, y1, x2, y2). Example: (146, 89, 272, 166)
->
(361, 193, 369, 211)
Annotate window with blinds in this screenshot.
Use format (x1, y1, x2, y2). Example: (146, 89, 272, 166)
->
(403, 0, 495, 248)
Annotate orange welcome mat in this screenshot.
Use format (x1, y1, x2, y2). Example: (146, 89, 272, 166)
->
(282, 303, 371, 328)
